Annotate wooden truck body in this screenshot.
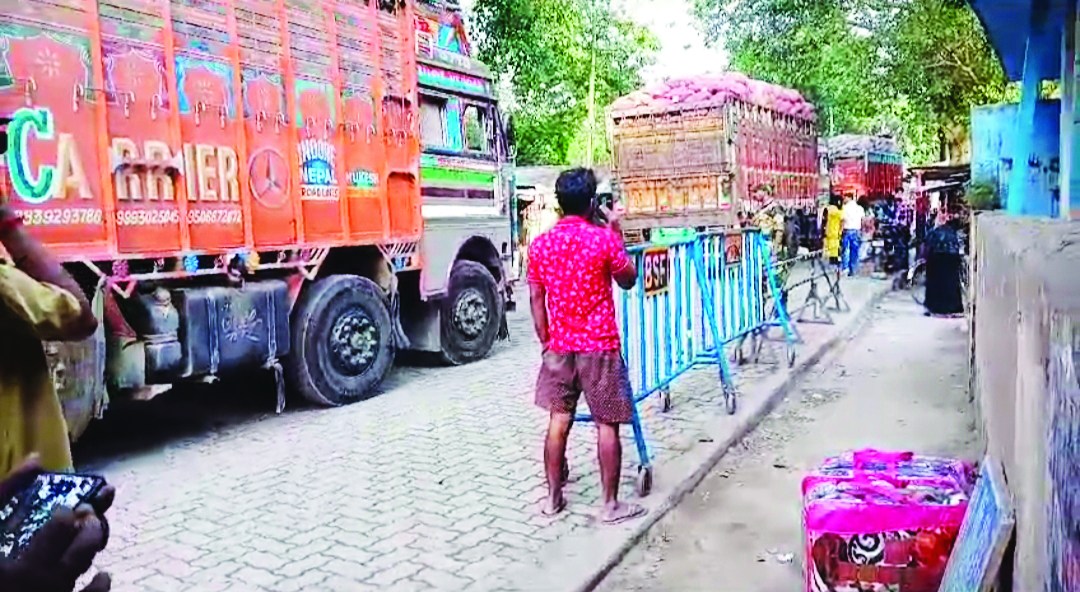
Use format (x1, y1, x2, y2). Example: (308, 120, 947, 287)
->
(610, 96, 819, 233)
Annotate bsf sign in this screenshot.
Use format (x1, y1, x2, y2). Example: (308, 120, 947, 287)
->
(642, 247, 670, 296)
(725, 232, 743, 265)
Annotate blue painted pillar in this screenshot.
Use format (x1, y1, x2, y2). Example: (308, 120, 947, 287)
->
(1008, 35, 1044, 215)
(1063, 4, 1080, 219)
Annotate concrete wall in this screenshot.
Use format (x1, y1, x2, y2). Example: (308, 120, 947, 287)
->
(972, 213, 1080, 591)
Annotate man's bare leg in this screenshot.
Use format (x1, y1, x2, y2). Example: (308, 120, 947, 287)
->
(596, 422, 646, 524)
(543, 411, 573, 515)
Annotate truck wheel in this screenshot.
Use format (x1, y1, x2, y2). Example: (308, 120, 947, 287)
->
(287, 275, 394, 406)
(440, 260, 504, 365)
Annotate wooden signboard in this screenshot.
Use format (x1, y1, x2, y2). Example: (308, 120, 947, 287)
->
(938, 457, 1015, 592)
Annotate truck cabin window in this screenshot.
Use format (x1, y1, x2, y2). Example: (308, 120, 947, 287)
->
(421, 97, 450, 151)
(463, 104, 489, 154)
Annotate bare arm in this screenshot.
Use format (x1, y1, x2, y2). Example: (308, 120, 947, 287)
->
(529, 282, 550, 349)
(0, 207, 98, 340)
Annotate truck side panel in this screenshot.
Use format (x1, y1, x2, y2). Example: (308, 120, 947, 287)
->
(611, 101, 818, 227)
(238, 1, 297, 247)
(733, 103, 817, 212)
(1, 0, 421, 261)
(0, 3, 111, 255)
(101, 0, 184, 253)
(172, 1, 246, 251)
(335, 3, 386, 242)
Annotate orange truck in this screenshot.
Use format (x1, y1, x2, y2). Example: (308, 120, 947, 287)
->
(0, 0, 515, 440)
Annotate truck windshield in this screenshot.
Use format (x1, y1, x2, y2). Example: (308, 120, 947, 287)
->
(463, 105, 489, 154)
(421, 97, 450, 150)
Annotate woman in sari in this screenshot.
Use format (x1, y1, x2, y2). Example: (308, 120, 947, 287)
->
(822, 194, 842, 265)
(923, 213, 964, 316)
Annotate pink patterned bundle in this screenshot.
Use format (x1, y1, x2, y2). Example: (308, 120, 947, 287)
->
(803, 450, 975, 592)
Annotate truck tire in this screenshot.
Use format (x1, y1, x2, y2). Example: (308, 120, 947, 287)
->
(287, 275, 394, 406)
(440, 260, 504, 366)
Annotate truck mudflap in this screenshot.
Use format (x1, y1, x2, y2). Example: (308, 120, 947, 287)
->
(387, 280, 412, 350)
(48, 285, 107, 443)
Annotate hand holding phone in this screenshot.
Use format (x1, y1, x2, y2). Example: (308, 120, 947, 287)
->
(0, 458, 113, 592)
(599, 203, 625, 233)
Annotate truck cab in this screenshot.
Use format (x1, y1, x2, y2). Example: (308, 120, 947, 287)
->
(401, 1, 516, 365)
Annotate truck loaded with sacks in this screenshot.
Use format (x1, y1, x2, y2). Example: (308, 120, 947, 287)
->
(609, 72, 819, 235)
(0, 0, 515, 440)
(826, 134, 903, 200)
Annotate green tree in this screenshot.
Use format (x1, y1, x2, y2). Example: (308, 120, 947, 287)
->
(692, 0, 1007, 165)
(470, 0, 659, 165)
(879, 0, 1008, 162)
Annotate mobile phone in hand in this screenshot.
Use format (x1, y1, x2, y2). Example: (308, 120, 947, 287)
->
(590, 192, 614, 227)
(0, 472, 106, 559)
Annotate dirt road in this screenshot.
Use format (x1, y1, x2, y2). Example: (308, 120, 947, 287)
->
(597, 291, 978, 592)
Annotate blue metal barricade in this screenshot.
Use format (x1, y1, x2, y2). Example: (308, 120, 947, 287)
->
(573, 229, 797, 497)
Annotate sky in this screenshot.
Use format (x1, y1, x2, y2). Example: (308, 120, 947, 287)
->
(458, 0, 727, 84)
(611, 0, 728, 83)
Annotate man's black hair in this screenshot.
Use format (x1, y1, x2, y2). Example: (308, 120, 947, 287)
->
(555, 168, 597, 218)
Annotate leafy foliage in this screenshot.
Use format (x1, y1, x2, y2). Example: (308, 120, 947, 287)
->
(470, 0, 659, 165)
(966, 179, 1001, 210)
(692, 0, 1008, 165)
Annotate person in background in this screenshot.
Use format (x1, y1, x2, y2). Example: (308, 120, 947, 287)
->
(528, 168, 645, 525)
(753, 201, 785, 256)
(783, 207, 800, 259)
(858, 197, 876, 270)
(890, 195, 913, 275)
(840, 195, 865, 276)
(914, 194, 930, 248)
(822, 194, 843, 265)
(922, 211, 965, 317)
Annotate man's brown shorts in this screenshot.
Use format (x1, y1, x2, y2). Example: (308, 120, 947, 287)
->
(536, 350, 634, 424)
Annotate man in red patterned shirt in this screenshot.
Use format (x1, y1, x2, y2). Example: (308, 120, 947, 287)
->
(528, 168, 646, 524)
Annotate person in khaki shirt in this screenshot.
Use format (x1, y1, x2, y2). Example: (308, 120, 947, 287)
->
(0, 204, 98, 477)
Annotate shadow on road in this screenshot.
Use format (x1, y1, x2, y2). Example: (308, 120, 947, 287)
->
(73, 371, 284, 468)
(72, 336, 520, 468)
(72, 309, 534, 468)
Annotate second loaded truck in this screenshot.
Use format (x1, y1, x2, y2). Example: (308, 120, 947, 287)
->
(609, 72, 819, 235)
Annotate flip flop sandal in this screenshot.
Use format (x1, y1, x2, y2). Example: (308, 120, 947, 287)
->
(541, 497, 567, 517)
(601, 503, 647, 526)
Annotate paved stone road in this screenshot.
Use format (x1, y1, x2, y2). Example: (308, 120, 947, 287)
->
(76, 269, 881, 592)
